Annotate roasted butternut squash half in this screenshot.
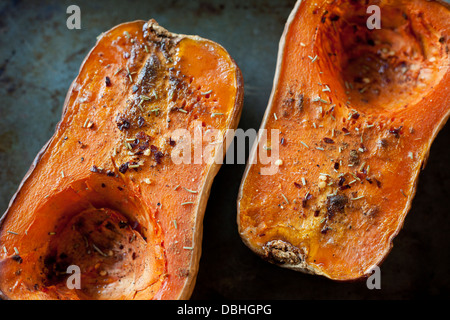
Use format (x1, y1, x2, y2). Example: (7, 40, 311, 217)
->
(0, 20, 243, 299)
(238, 0, 449, 280)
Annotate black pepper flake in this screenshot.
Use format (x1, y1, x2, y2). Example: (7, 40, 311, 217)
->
(116, 116, 131, 131)
(389, 126, 403, 138)
(375, 179, 382, 188)
(154, 151, 163, 164)
(129, 139, 139, 149)
(323, 137, 334, 144)
(321, 226, 331, 234)
(338, 176, 345, 186)
(105, 76, 111, 87)
(139, 140, 149, 151)
(351, 113, 360, 120)
(119, 162, 129, 174)
(302, 193, 313, 208)
(168, 137, 176, 147)
(12, 255, 22, 264)
(150, 145, 164, 164)
(106, 170, 115, 177)
(78, 141, 87, 149)
(334, 162, 340, 170)
(294, 182, 302, 189)
(330, 14, 340, 21)
(119, 221, 128, 229)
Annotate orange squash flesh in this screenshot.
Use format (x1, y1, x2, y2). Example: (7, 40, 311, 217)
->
(0, 20, 243, 299)
(238, 0, 449, 280)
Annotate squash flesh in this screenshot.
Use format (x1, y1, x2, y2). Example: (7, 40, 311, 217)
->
(238, 0, 449, 280)
(0, 20, 243, 299)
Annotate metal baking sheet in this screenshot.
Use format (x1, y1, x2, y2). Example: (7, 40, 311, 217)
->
(0, 0, 449, 299)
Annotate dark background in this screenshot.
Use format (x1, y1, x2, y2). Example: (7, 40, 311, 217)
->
(0, 0, 449, 299)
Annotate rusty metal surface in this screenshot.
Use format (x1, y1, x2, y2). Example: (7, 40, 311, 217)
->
(0, 0, 449, 299)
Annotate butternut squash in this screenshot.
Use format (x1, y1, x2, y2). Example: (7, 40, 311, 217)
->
(237, 0, 449, 280)
(0, 20, 243, 299)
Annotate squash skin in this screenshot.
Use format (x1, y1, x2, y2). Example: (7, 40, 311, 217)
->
(237, 0, 449, 281)
(0, 20, 243, 300)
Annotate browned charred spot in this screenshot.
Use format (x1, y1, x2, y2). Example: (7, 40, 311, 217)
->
(105, 76, 111, 87)
(283, 97, 295, 107)
(297, 94, 304, 111)
(134, 53, 160, 91)
(178, 268, 190, 278)
(378, 139, 388, 148)
(43, 250, 70, 285)
(349, 149, 360, 166)
(326, 194, 348, 218)
(263, 240, 303, 265)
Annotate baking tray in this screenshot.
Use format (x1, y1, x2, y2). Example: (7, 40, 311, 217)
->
(0, 0, 449, 299)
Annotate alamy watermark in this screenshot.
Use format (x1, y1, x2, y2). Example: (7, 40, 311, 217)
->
(66, 5, 81, 30)
(166, 122, 280, 175)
